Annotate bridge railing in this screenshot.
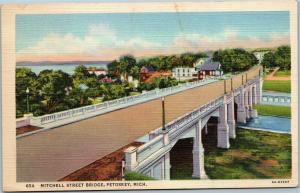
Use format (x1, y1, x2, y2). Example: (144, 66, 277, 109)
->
(136, 135, 165, 163)
(22, 76, 221, 127)
(18, 65, 262, 128)
(135, 96, 224, 164)
(168, 97, 223, 142)
(262, 92, 291, 106)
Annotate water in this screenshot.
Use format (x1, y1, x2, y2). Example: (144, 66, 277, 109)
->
(239, 115, 291, 133)
(16, 63, 108, 75)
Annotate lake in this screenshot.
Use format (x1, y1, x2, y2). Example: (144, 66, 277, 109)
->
(238, 115, 291, 134)
(16, 63, 108, 75)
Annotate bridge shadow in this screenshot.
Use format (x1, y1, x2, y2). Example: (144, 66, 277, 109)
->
(202, 116, 218, 151)
(170, 137, 193, 179)
(170, 116, 219, 180)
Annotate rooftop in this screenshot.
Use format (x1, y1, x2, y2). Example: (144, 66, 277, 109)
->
(196, 58, 221, 71)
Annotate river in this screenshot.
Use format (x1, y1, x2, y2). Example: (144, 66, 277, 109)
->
(238, 115, 291, 134)
(16, 63, 108, 75)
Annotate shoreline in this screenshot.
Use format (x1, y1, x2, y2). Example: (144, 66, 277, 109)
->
(238, 126, 291, 134)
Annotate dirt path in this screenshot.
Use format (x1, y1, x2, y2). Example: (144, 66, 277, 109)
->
(264, 67, 290, 81)
(60, 142, 143, 181)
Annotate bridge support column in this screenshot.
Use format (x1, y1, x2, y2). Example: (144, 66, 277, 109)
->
(248, 86, 253, 117)
(236, 89, 247, 124)
(164, 152, 171, 180)
(252, 84, 257, 105)
(256, 77, 263, 104)
(124, 146, 138, 171)
(227, 94, 236, 139)
(192, 120, 207, 179)
(250, 85, 258, 118)
(244, 89, 250, 120)
(217, 99, 230, 149)
(162, 130, 171, 180)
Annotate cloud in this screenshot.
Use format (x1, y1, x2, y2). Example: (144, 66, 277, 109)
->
(17, 24, 290, 62)
(171, 30, 290, 52)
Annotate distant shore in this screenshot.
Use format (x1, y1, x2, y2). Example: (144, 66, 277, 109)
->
(16, 60, 111, 66)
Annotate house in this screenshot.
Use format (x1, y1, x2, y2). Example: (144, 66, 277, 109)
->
(140, 66, 155, 82)
(193, 57, 210, 67)
(172, 67, 197, 81)
(171, 58, 210, 81)
(88, 69, 107, 76)
(100, 76, 112, 83)
(195, 58, 223, 80)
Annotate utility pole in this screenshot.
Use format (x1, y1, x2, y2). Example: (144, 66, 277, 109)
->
(161, 97, 166, 131)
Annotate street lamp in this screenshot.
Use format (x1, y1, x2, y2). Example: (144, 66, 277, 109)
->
(161, 97, 166, 131)
(26, 87, 29, 113)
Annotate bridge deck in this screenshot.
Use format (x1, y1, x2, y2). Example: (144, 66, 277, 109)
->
(17, 66, 261, 182)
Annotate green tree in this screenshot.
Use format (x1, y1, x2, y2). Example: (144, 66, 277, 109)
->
(119, 55, 137, 80)
(72, 65, 91, 86)
(103, 84, 126, 101)
(261, 52, 275, 69)
(274, 45, 291, 70)
(16, 68, 39, 117)
(38, 70, 72, 113)
(213, 48, 258, 73)
(107, 60, 121, 78)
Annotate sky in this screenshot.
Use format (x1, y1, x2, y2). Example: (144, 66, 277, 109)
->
(16, 11, 290, 62)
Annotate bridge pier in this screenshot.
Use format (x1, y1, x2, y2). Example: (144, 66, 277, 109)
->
(192, 120, 207, 179)
(164, 152, 171, 180)
(227, 93, 236, 139)
(256, 77, 263, 104)
(162, 130, 171, 180)
(217, 97, 230, 149)
(250, 85, 258, 118)
(244, 89, 251, 120)
(236, 88, 247, 124)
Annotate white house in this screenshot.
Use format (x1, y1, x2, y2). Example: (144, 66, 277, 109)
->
(172, 67, 197, 81)
(88, 69, 107, 76)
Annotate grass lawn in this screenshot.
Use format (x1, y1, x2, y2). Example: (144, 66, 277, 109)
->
(274, 70, 291, 77)
(205, 128, 291, 179)
(171, 165, 194, 180)
(129, 91, 141, 96)
(124, 172, 155, 180)
(263, 80, 291, 93)
(254, 104, 291, 118)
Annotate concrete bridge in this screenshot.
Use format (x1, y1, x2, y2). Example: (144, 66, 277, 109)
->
(123, 71, 263, 179)
(16, 65, 262, 182)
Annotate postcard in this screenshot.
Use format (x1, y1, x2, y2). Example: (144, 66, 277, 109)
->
(1, 0, 298, 191)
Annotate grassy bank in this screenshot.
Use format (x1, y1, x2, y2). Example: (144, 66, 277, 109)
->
(254, 104, 291, 118)
(205, 128, 291, 179)
(275, 70, 291, 77)
(124, 172, 155, 180)
(263, 80, 291, 93)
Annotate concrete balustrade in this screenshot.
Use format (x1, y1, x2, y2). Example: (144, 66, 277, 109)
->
(124, 146, 138, 171)
(261, 92, 291, 106)
(17, 77, 219, 131)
